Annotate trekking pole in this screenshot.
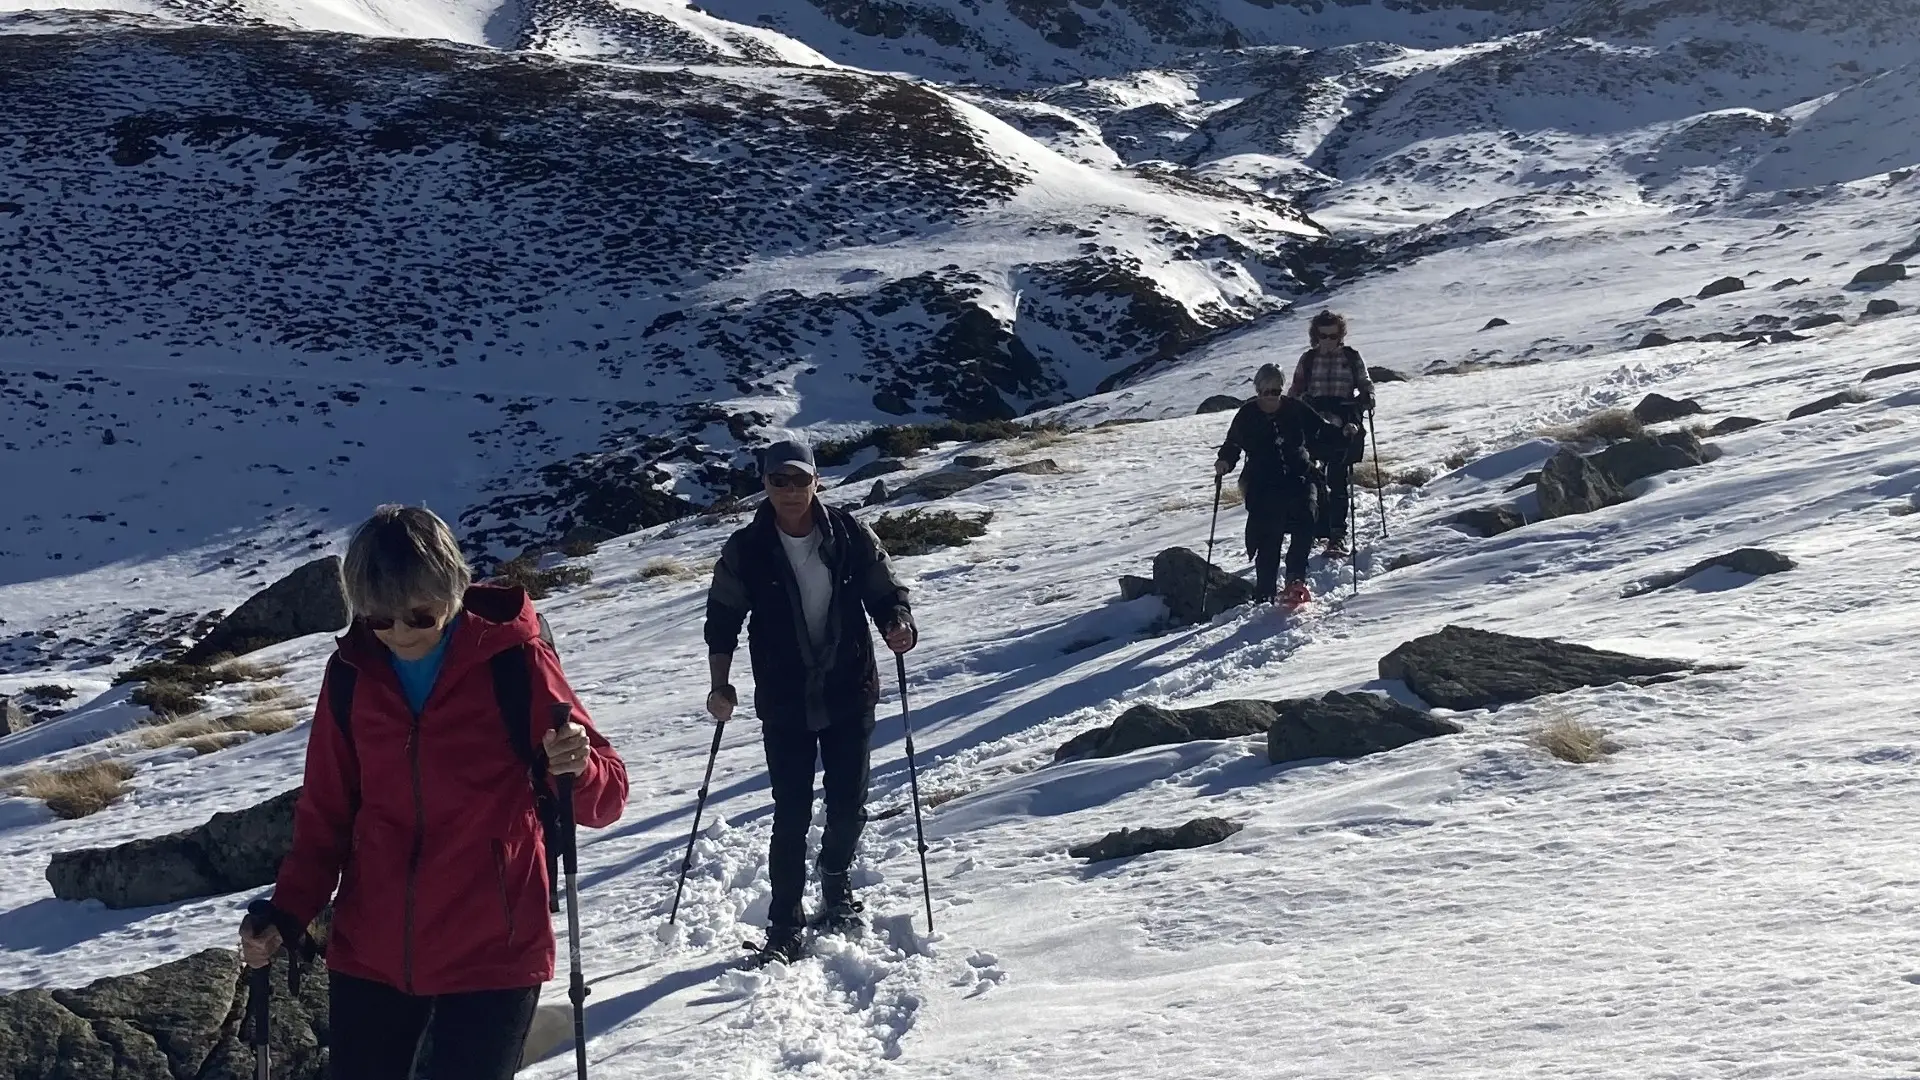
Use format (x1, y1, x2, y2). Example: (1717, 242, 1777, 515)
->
(669, 697, 729, 925)
(1367, 409, 1388, 538)
(1199, 473, 1223, 619)
(551, 704, 591, 1080)
(894, 652, 935, 935)
(240, 899, 306, 1080)
(244, 964, 271, 1080)
(1350, 481, 1360, 597)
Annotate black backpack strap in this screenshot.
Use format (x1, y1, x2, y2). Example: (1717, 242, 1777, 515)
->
(323, 654, 361, 819)
(491, 642, 564, 912)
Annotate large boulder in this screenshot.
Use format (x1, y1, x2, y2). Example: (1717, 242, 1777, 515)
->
(1866, 299, 1902, 316)
(1450, 505, 1526, 537)
(0, 696, 29, 736)
(47, 788, 301, 909)
(1864, 360, 1920, 382)
(1056, 699, 1275, 762)
(180, 557, 348, 665)
(1697, 275, 1746, 299)
(1623, 547, 1796, 597)
(1367, 366, 1410, 383)
(1267, 692, 1464, 765)
(1151, 546, 1254, 625)
(1788, 388, 1872, 420)
(1195, 394, 1243, 415)
(1587, 430, 1708, 488)
(1536, 449, 1626, 519)
(1068, 817, 1242, 863)
(1707, 416, 1764, 436)
(842, 458, 908, 485)
(1630, 393, 1702, 425)
(0, 948, 328, 1080)
(1849, 263, 1907, 285)
(1793, 313, 1845, 331)
(1379, 625, 1692, 711)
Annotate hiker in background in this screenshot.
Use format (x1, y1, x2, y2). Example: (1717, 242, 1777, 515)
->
(1217, 363, 1328, 608)
(704, 438, 916, 966)
(1288, 309, 1375, 557)
(238, 505, 628, 1080)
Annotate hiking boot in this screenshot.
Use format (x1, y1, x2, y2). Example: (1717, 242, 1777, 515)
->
(1322, 537, 1350, 558)
(815, 874, 866, 934)
(744, 924, 805, 967)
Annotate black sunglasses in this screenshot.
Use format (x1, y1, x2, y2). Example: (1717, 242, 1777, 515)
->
(1312, 331, 1344, 342)
(765, 472, 812, 489)
(1257, 388, 1284, 398)
(365, 607, 441, 632)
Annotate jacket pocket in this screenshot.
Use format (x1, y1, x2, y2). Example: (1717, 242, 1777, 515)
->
(491, 839, 517, 948)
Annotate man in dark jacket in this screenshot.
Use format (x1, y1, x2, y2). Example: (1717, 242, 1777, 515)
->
(704, 439, 916, 963)
(1287, 309, 1375, 556)
(1218, 363, 1331, 607)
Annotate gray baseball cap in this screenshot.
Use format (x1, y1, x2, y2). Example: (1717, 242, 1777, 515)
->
(760, 439, 817, 476)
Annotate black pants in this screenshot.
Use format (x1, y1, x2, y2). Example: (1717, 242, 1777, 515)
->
(328, 970, 540, 1080)
(1307, 396, 1363, 540)
(1322, 460, 1352, 540)
(763, 718, 873, 928)
(1253, 533, 1313, 599)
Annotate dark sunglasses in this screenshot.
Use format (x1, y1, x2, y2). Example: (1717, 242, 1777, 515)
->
(1311, 332, 1343, 342)
(1257, 388, 1284, 398)
(765, 472, 813, 489)
(365, 607, 441, 632)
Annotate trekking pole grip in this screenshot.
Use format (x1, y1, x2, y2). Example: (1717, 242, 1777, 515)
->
(552, 703, 579, 876)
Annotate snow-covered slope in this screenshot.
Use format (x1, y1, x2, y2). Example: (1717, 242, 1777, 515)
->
(0, 13, 1321, 587)
(3, 169, 1918, 1076)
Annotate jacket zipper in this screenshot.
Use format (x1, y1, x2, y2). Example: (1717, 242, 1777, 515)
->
(403, 712, 426, 993)
(493, 841, 516, 947)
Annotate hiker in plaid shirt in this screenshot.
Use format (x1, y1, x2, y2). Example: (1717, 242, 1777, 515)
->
(1287, 310, 1374, 557)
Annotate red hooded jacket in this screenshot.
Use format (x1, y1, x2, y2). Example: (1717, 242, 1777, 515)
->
(270, 585, 628, 995)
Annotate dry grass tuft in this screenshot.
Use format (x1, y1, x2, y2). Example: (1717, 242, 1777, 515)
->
(491, 556, 593, 599)
(214, 660, 289, 682)
(184, 732, 254, 756)
(13, 760, 137, 819)
(137, 708, 299, 750)
(1543, 408, 1645, 444)
(131, 680, 208, 719)
(244, 685, 292, 704)
(1531, 715, 1621, 764)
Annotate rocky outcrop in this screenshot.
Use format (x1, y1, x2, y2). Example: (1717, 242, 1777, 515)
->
(1587, 430, 1708, 488)
(1368, 366, 1410, 383)
(1536, 449, 1626, 519)
(1622, 548, 1795, 597)
(1849, 263, 1907, 285)
(1707, 416, 1764, 435)
(1379, 625, 1692, 711)
(47, 789, 301, 909)
(1630, 393, 1702, 425)
(1056, 699, 1274, 762)
(180, 558, 348, 665)
(1266, 692, 1463, 765)
(1196, 394, 1243, 414)
(891, 459, 1059, 502)
(1866, 299, 1902, 316)
(1068, 817, 1242, 863)
(842, 458, 908, 484)
(1788, 388, 1872, 420)
(0, 696, 30, 736)
(1697, 275, 1746, 299)
(1148, 546, 1254, 625)
(1864, 360, 1920, 382)
(1450, 506, 1526, 537)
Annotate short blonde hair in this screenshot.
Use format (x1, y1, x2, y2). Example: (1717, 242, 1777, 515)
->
(342, 505, 471, 618)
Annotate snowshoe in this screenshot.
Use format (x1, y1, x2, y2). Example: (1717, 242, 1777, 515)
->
(739, 925, 806, 968)
(1281, 581, 1312, 609)
(812, 875, 867, 936)
(1322, 537, 1350, 559)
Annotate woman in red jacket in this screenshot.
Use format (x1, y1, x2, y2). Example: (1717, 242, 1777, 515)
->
(239, 505, 628, 1079)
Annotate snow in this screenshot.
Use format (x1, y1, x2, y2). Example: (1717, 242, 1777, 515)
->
(5, 0, 1920, 1075)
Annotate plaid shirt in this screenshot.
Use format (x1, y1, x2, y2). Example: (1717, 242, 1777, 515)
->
(1289, 347, 1371, 402)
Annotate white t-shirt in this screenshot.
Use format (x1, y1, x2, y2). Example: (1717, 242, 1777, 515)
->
(779, 527, 833, 648)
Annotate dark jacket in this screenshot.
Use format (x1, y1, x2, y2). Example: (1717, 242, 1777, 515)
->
(272, 586, 629, 996)
(704, 499, 912, 731)
(1218, 398, 1328, 544)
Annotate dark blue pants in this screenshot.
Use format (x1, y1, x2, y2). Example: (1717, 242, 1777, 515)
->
(327, 970, 540, 1080)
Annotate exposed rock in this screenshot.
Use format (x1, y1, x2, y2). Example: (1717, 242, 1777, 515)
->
(0, 696, 29, 736)
(1118, 575, 1156, 602)
(1267, 691, 1464, 765)
(1587, 430, 1708, 488)
(1788, 387, 1873, 420)
(1623, 547, 1796, 597)
(1849, 263, 1907, 285)
(1630, 393, 1703, 425)
(47, 788, 301, 909)
(1769, 277, 1809, 290)
(1379, 625, 1691, 711)
(180, 557, 348, 665)
(1068, 817, 1242, 863)
(1697, 276, 1746, 299)
(1150, 546, 1254, 626)
(1864, 360, 1920, 382)
(1195, 394, 1242, 415)
(1536, 449, 1626, 519)
(954, 453, 996, 468)
(1055, 699, 1274, 762)
(1649, 297, 1688, 315)
(1450, 505, 1526, 537)
(1367, 366, 1410, 383)
(1707, 416, 1765, 435)
(0, 948, 327, 1080)
(1481, 317, 1510, 330)
(1636, 331, 1677, 350)
(1793, 312, 1846, 331)
(1866, 299, 1903, 316)
(891, 459, 1059, 502)
(843, 458, 908, 485)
